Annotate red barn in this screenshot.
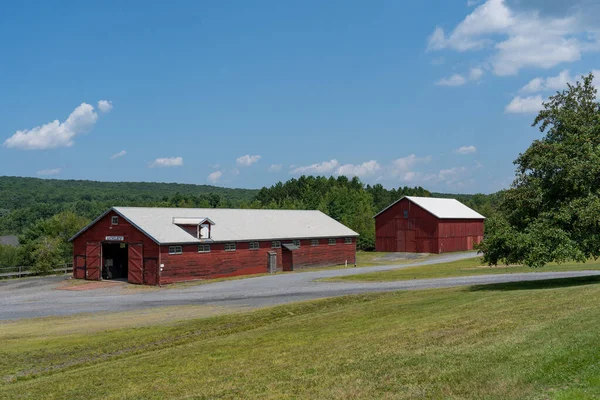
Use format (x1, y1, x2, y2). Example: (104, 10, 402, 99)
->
(69, 207, 358, 285)
(374, 196, 485, 254)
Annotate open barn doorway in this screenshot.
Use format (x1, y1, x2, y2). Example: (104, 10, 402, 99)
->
(102, 242, 128, 280)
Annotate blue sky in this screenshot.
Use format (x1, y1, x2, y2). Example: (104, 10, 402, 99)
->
(1, 0, 599, 194)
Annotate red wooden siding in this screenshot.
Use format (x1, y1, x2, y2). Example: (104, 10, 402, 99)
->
(177, 225, 197, 237)
(72, 210, 160, 283)
(286, 238, 356, 270)
(159, 237, 356, 284)
(375, 199, 484, 254)
(437, 219, 484, 253)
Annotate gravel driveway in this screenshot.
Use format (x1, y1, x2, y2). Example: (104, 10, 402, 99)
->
(2, 251, 599, 320)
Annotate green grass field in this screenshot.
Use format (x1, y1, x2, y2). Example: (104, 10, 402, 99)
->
(322, 257, 600, 282)
(2, 276, 600, 399)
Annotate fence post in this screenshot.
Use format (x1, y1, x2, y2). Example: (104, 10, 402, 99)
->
(18, 266, 22, 278)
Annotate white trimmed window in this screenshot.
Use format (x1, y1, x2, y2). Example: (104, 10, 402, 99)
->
(311, 239, 319, 246)
(344, 237, 352, 245)
(271, 241, 281, 249)
(328, 238, 337, 246)
(198, 244, 211, 253)
(225, 242, 236, 252)
(169, 245, 182, 255)
(111, 216, 119, 225)
(293, 239, 301, 247)
(249, 242, 260, 250)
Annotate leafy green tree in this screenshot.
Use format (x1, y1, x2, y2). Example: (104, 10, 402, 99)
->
(0, 244, 23, 268)
(30, 236, 64, 274)
(480, 73, 600, 267)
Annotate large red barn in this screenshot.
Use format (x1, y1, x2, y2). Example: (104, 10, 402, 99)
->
(374, 196, 485, 253)
(69, 207, 358, 285)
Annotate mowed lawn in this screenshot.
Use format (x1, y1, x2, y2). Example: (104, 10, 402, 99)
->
(324, 257, 600, 282)
(2, 278, 600, 399)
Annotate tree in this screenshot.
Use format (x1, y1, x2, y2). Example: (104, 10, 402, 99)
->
(31, 236, 64, 274)
(479, 73, 600, 267)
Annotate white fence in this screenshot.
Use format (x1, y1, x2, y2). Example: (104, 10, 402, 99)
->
(0, 264, 73, 279)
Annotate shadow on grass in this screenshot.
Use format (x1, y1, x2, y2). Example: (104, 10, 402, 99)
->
(468, 275, 600, 292)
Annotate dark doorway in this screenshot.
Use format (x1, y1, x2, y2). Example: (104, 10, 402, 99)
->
(102, 242, 128, 280)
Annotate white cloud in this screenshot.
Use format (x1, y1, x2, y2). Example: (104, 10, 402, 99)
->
(469, 67, 484, 81)
(3, 102, 105, 150)
(290, 159, 339, 175)
(150, 157, 183, 167)
(37, 168, 61, 176)
(97, 100, 113, 113)
(236, 155, 261, 167)
(436, 74, 467, 86)
(427, 0, 599, 76)
(389, 154, 432, 180)
(520, 77, 545, 93)
(520, 70, 578, 93)
(110, 150, 126, 159)
(505, 95, 544, 114)
(336, 160, 381, 178)
(455, 145, 477, 155)
(207, 171, 222, 184)
(438, 166, 468, 185)
(436, 68, 483, 87)
(268, 164, 283, 172)
(428, 0, 512, 52)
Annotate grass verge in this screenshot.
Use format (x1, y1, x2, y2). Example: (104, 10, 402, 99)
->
(321, 257, 600, 282)
(2, 276, 600, 399)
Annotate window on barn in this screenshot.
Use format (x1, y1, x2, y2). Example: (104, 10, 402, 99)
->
(111, 216, 119, 225)
(198, 244, 211, 253)
(225, 243, 236, 252)
(169, 245, 182, 255)
(249, 242, 259, 250)
(403, 210, 409, 219)
(311, 239, 319, 246)
(293, 239, 301, 247)
(328, 238, 337, 246)
(271, 241, 281, 249)
(344, 237, 352, 244)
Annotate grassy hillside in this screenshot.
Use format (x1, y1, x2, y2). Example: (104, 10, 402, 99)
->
(2, 277, 600, 399)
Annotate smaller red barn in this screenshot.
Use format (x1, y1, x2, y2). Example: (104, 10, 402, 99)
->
(375, 196, 485, 254)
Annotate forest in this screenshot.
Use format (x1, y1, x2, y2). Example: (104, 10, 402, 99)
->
(0, 175, 500, 272)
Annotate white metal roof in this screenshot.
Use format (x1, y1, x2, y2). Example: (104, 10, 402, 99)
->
(374, 196, 485, 219)
(96, 207, 358, 244)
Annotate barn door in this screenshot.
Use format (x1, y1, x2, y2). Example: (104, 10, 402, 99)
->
(85, 243, 101, 281)
(143, 258, 158, 286)
(128, 244, 143, 284)
(74, 254, 86, 279)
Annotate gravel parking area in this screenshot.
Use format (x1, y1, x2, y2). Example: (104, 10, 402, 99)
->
(2, 251, 600, 320)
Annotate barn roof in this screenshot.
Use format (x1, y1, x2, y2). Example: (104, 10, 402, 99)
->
(0, 235, 19, 247)
(374, 196, 485, 220)
(70, 207, 359, 244)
